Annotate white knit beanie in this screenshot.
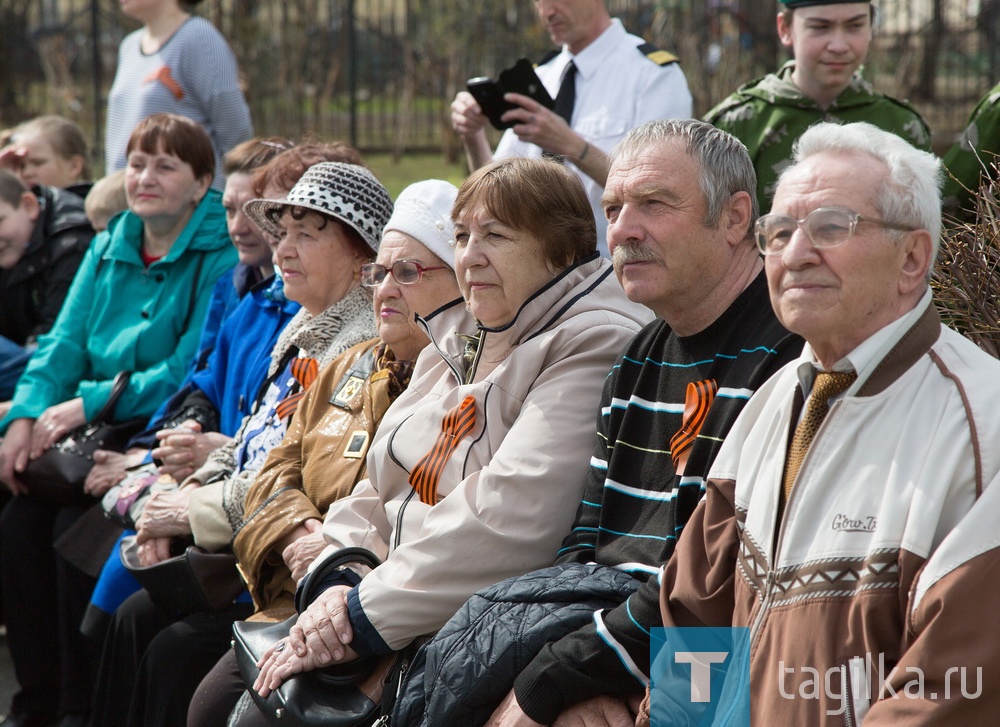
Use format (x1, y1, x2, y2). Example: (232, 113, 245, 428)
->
(383, 180, 459, 270)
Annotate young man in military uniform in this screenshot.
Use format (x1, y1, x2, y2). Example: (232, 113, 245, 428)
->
(451, 0, 692, 256)
(942, 80, 1000, 216)
(705, 0, 931, 214)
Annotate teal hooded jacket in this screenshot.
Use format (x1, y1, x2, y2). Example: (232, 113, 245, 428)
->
(4, 189, 237, 427)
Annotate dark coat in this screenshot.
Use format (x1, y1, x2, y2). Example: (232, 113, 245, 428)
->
(392, 562, 641, 727)
(0, 184, 93, 346)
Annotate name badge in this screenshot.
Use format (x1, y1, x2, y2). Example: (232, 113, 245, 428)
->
(342, 430, 370, 459)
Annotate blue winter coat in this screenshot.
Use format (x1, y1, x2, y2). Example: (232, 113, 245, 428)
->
(4, 189, 237, 426)
(188, 274, 301, 436)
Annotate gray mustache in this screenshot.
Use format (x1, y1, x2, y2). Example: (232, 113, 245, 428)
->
(612, 244, 663, 271)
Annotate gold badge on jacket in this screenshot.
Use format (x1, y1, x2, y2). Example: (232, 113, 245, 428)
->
(330, 374, 366, 408)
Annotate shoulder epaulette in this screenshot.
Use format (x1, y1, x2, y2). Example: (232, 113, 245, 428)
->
(637, 42, 678, 66)
(536, 49, 560, 68)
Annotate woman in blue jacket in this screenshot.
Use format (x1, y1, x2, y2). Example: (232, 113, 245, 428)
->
(0, 113, 237, 727)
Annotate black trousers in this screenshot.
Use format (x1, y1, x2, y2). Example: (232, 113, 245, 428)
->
(90, 587, 253, 727)
(0, 495, 98, 717)
(187, 649, 248, 727)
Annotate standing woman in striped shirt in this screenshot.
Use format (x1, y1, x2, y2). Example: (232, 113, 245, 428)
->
(106, 0, 253, 190)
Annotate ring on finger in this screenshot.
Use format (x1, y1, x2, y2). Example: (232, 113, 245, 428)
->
(275, 641, 287, 653)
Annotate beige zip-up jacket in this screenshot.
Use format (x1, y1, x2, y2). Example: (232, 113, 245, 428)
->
(313, 255, 652, 654)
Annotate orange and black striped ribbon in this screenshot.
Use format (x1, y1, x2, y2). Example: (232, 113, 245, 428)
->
(669, 379, 718, 472)
(274, 356, 320, 421)
(408, 395, 476, 505)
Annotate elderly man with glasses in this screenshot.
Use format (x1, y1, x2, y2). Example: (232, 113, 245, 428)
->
(645, 121, 1000, 725)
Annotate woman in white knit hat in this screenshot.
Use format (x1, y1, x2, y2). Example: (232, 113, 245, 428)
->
(183, 178, 463, 726)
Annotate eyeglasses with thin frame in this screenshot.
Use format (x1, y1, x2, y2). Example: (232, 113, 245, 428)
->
(755, 206, 918, 256)
(360, 259, 450, 287)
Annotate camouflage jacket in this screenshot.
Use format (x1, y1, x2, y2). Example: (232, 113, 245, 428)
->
(941, 81, 1000, 216)
(705, 61, 931, 213)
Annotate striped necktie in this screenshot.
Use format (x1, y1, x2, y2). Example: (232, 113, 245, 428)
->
(782, 370, 857, 502)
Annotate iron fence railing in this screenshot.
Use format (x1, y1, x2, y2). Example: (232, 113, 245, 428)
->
(0, 0, 993, 167)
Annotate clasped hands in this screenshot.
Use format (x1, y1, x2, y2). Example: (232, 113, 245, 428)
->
(0, 398, 86, 494)
(253, 584, 358, 697)
(134, 486, 194, 565)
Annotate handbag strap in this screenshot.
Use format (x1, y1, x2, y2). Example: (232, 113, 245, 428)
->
(296, 547, 382, 611)
(92, 371, 133, 425)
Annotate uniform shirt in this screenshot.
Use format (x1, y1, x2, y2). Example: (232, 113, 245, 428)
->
(941, 81, 1000, 216)
(494, 19, 693, 256)
(105, 16, 253, 190)
(705, 61, 931, 214)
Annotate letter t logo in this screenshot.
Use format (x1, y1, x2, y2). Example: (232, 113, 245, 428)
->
(675, 651, 729, 702)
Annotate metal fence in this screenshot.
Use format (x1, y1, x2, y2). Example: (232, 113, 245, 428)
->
(1, 0, 996, 168)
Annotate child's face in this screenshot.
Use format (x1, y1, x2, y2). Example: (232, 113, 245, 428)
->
(16, 132, 84, 189)
(0, 194, 40, 269)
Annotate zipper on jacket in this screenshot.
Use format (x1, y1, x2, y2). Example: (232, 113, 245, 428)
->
(463, 329, 486, 385)
(749, 401, 845, 667)
(393, 487, 417, 551)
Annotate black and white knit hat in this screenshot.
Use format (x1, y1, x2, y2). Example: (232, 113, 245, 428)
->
(243, 162, 393, 253)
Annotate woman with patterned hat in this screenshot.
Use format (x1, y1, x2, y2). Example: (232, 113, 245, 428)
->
(184, 178, 464, 726)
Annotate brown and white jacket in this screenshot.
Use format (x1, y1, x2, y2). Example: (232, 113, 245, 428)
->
(657, 298, 1000, 725)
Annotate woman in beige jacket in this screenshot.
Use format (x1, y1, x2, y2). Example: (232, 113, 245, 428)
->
(245, 158, 652, 721)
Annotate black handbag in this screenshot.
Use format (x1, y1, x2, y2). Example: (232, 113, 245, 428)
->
(119, 534, 247, 613)
(232, 547, 413, 727)
(20, 371, 147, 506)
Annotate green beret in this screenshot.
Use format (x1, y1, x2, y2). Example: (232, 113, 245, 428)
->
(781, 0, 871, 7)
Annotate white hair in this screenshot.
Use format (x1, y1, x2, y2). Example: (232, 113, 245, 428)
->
(782, 121, 942, 262)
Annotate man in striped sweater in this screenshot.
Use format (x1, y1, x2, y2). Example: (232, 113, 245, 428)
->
(487, 120, 802, 725)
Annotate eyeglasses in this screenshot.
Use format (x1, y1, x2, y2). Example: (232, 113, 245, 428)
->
(754, 206, 918, 255)
(360, 259, 450, 287)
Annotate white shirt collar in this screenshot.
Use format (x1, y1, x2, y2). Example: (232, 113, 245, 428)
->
(565, 18, 627, 80)
(795, 288, 933, 395)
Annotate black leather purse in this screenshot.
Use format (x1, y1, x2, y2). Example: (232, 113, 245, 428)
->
(20, 372, 147, 506)
(232, 547, 413, 727)
(119, 534, 247, 613)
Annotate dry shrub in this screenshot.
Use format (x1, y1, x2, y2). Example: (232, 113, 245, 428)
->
(935, 179, 1000, 358)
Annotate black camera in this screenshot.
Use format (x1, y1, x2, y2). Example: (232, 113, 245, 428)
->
(467, 58, 555, 130)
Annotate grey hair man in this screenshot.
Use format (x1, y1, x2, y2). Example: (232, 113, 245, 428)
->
(649, 121, 1000, 724)
(393, 119, 802, 727)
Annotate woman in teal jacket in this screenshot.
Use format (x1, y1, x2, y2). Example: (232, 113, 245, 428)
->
(0, 113, 236, 727)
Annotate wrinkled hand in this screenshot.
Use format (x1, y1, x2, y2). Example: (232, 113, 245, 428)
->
(281, 519, 325, 582)
(253, 585, 357, 697)
(30, 398, 86, 458)
(153, 420, 229, 480)
(501, 92, 576, 158)
(451, 91, 489, 138)
(135, 487, 192, 540)
(485, 691, 546, 727)
(83, 448, 148, 496)
(137, 535, 173, 566)
(0, 418, 34, 494)
(552, 696, 636, 727)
